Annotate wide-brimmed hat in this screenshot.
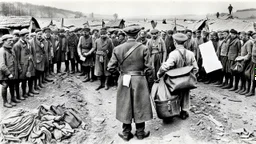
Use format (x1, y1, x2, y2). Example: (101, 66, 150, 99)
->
(172, 33, 188, 42)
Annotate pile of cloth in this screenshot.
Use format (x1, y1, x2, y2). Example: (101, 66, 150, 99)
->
(0, 104, 84, 144)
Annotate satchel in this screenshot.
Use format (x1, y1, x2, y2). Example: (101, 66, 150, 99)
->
(231, 61, 244, 73)
(164, 49, 197, 92)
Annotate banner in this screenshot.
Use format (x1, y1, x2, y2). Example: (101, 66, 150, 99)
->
(199, 41, 222, 73)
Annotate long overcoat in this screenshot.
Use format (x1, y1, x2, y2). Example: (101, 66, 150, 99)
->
(107, 39, 153, 124)
(30, 38, 46, 72)
(13, 39, 33, 79)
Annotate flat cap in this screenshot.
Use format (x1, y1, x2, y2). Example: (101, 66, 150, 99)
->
(59, 28, 65, 33)
(13, 30, 20, 35)
(172, 33, 188, 42)
(123, 26, 141, 36)
(196, 30, 201, 33)
(19, 28, 29, 35)
(230, 29, 238, 34)
(69, 27, 76, 32)
(1, 34, 13, 41)
(92, 29, 99, 34)
(252, 32, 256, 36)
(43, 27, 51, 32)
(35, 29, 42, 33)
(83, 27, 91, 32)
(223, 29, 229, 33)
(150, 29, 159, 34)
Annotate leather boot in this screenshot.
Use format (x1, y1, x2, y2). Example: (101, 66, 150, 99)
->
(105, 76, 110, 90)
(135, 131, 150, 140)
(245, 81, 255, 97)
(83, 73, 90, 82)
(95, 77, 104, 91)
(10, 102, 16, 106)
(90, 67, 94, 82)
(4, 103, 12, 108)
(45, 77, 53, 82)
(118, 133, 133, 141)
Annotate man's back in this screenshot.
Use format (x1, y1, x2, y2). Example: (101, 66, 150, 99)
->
(113, 39, 150, 72)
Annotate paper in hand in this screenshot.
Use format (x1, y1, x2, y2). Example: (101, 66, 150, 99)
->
(123, 75, 131, 87)
(80, 56, 86, 61)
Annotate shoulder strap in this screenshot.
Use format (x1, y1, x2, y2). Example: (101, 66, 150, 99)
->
(120, 43, 142, 66)
(176, 49, 187, 67)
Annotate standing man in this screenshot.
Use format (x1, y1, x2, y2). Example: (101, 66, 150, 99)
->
(136, 30, 148, 45)
(165, 30, 176, 58)
(193, 30, 205, 82)
(52, 29, 60, 73)
(237, 32, 253, 95)
(118, 32, 127, 45)
(147, 29, 167, 88)
(13, 29, 35, 98)
(216, 30, 230, 88)
(30, 29, 46, 90)
(56, 29, 68, 73)
(43, 27, 54, 82)
(0, 35, 20, 108)
(107, 26, 153, 141)
(228, 4, 233, 15)
(224, 29, 241, 91)
(67, 28, 79, 74)
(157, 33, 199, 119)
(77, 28, 95, 82)
(94, 28, 114, 90)
(184, 30, 194, 52)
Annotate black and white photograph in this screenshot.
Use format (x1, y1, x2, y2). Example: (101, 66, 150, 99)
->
(0, 0, 256, 143)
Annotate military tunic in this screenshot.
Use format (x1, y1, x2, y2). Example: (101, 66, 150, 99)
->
(94, 38, 114, 76)
(77, 36, 94, 67)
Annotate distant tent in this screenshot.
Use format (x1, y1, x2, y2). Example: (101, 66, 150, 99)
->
(0, 16, 40, 32)
(105, 19, 125, 29)
(209, 19, 255, 32)
(47, 20, 59, 31)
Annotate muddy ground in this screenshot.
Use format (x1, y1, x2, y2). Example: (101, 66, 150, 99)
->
(1, 72, 256, 144)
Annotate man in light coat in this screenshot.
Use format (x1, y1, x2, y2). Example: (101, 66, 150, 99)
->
(157, 33, 199, 119)
(107, 26, 153, 141)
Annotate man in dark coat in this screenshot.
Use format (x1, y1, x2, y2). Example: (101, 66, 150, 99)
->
(13, 29, 38, 99)
(55, 29, 68, 73)
(222, 29, 241, 91)
(94, 28, 114, 90)
(30, 29, 47, 90)
(107, 26, 153, 141)
(67, 28, 79, 74)
(165, 30, 176, 58)
(228, 4, 233, 15)
(43, 27, 54, 83)
(0, 34, 20, 108)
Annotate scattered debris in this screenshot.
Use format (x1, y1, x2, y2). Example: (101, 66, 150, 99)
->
(228, 98, 242, 102)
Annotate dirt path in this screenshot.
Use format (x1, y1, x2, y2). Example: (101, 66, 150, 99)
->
(1, 74, 256, 144)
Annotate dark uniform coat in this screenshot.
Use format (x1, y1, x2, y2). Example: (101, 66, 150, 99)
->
(94, 38, 114, 76)
(13, 39, 33, 79)
(107, 39, 153, 124)
(67, 34, 79, 60)
(55, 35, 68, 63)
(30, 38, 46, 72)
(0, 46, 19, 81)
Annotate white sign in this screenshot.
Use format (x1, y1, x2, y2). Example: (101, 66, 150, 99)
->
(199, 41, 223, 73)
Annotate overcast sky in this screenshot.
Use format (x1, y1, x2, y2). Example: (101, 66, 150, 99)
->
(1, 0, 256, 18)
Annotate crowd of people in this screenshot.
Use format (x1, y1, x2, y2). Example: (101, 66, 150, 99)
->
(0, 25, 256, 109)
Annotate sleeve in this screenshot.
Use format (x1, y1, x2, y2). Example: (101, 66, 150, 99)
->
(77, 36, 83, 57)
(0, 49, 11, 76)
(237, 39, 242, 57)
(244, 41, 253, 61)
(88, 38, 96, 55)
(107, 39, 114, 58)
(161, 52, 176, 72)
(191, 53, 199, 75)
(107, 48, 118, 73)
(161, 39, 167, 62)
(143, 46, 153, 76)
(13, 44, 22, 73)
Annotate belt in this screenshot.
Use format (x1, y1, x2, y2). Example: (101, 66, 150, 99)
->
(151, 50, 163, 54)
(120, 71, 144, 76)
(96, 51, 106, 55)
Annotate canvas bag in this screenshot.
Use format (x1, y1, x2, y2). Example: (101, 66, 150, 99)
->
(231, 61, 244, 73)
(164, 49, 197, 92)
